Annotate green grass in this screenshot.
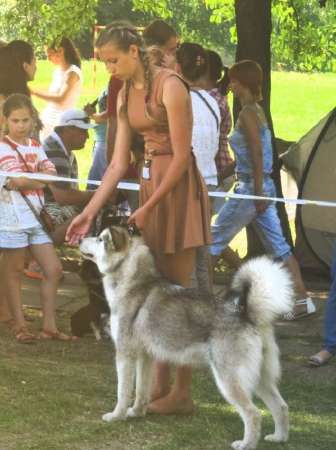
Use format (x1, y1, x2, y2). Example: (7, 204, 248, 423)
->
(1, 310, 336, 450)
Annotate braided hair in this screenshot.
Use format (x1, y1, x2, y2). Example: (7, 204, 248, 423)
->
(96, 21, 153, 119)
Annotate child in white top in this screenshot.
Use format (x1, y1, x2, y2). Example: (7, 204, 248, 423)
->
(0, 94, 77, 342)
(30, 37, 82, 140)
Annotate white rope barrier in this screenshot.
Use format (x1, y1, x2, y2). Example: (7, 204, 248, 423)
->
(1, 170, 336, 208)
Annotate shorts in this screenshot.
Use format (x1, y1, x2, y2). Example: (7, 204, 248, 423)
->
(210, 177, 292, 261)
(0, 226, 52, 249)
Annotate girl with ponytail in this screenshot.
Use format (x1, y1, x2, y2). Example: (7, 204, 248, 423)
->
(31, 37, 82, 139)
(66, 21, 211, 416)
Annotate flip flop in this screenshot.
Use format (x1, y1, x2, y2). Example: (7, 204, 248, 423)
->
(282, 297, 316, 321)
(308, 352, 333, 367)
(15, 327, 36, 344)
(38, 329, 79, 342)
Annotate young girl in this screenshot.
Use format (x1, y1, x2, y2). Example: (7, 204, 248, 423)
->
(143, 19, 179, 69)
(210, 60, 316, 319)
(175, 42, 220, 291)
(30, 37, 82, 140)
(0, 94, 77, 342)
(66, 22, 211, 414)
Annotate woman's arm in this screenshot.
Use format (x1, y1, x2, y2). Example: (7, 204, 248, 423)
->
(239, 107, 267, 213)
(66, 92, 132, 244)
(30, 71, 80, 104)
(77, 92, 132, 217)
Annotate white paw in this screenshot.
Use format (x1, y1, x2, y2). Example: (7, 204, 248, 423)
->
(102, 410, 127, 422)
(264, 433, 288, 443)
(127, 406, 146, 418)
(231, 441, 255, 450)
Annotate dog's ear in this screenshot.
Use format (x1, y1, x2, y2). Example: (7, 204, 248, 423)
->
(109, 226, 129, 252)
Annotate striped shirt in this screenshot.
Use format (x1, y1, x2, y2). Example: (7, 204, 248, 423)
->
(0, 137, 55, 230)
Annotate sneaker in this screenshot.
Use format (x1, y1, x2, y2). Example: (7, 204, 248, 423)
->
(282, 297, 316, 321)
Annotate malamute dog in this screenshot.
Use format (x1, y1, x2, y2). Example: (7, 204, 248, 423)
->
(80, 226, 294, 450)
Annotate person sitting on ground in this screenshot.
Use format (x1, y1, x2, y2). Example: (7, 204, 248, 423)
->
(210, 59, 316, 320)
(43, 109, 95, 246)
(309, 244, 336, 366)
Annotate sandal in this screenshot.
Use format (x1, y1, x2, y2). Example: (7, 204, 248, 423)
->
(38, 329, 79, 342)
(308, 350, 334, 367)
(15, 327, 36, 344)
(282, 297, 316, 321)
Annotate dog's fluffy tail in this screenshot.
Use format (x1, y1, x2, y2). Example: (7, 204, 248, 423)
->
(231, 256, 294, 327)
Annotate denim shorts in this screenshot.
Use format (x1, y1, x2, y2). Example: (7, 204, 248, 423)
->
(0, 226, 52, 249)
(210, 177, 292, 261)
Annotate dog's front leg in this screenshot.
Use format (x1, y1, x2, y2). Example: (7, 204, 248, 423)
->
(102, 354, 135, 422)
(127, 352, 153, 418)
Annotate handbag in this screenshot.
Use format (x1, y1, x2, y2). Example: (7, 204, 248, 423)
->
(3, 137, 55, 238)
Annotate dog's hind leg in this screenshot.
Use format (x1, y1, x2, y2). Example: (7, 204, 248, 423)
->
(102, 354, 136, 422)
(127, 353, 153, 418)
(256, 332, 289, 443)
(210, 363, 261, 450)
(256, 383, 289, 443)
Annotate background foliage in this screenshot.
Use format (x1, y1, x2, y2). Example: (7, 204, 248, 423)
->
(0, 0, 335, 71)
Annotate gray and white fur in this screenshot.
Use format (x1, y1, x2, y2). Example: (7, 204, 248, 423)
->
(80, 226, 294, 450)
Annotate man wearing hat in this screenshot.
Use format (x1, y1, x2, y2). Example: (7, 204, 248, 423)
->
(43, 109, 95, 245)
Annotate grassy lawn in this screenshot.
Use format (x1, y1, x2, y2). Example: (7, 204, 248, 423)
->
(1, 306, 336, 450)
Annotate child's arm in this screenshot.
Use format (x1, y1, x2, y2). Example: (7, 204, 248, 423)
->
(5, 177, 46, 191)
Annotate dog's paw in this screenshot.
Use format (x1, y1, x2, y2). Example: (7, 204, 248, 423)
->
(127, 406, 146, 418)
(102, 410, 127, 422)
(231, 440, 255, 450)
(264, 433, 288, 443)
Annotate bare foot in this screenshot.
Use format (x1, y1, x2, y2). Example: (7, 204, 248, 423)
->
(148, 392, 195, 415)
(151, 385, 170, 402)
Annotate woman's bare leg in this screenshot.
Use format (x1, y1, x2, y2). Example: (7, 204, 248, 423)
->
(149, 248, 195, 414)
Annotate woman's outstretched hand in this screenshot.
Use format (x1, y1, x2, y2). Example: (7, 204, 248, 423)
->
(65, 212, 94, 246)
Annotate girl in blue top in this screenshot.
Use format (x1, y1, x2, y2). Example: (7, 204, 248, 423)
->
(210, 60, 315, 320)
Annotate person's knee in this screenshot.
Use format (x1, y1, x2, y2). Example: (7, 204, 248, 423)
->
(44, 262, 63, 282)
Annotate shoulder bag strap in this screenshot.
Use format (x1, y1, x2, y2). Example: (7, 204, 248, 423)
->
(190, 89, 219, 131)
(3, 137, 44, 208)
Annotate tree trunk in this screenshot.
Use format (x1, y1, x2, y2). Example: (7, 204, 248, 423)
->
(234, 0, 293, 257)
